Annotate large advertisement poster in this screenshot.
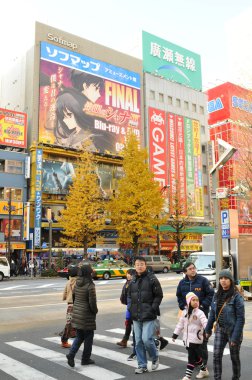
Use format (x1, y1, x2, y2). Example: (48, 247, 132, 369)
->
(42, 159, 124, 198)
(148, 110, 204, 217)
(39, 42, 141, 155)
(142, 31, 202, 91)
(148, 107, 167, 187)
(0, 108, 27, 148)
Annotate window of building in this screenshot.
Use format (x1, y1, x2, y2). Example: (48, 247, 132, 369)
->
(184, 101, 189, 110)
(201, 125, 206, 134)
(199, 106, 204, 114)
(159, 93, 164, 102)
(5, 160, 23, 174)
(150, 90, 155, 100)
(192, 103, 197, 112)
(201, 144, 206, 153)
(0, 159, 5, 172)
(176, 98, 181, 107)
(167, 96, 173, 105)
(203, 165, 207, 173)
(4, 188, 23, 201)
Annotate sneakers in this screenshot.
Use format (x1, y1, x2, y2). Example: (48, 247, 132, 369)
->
(135, 367, 148, 374)
(81, 358, 95, 365)
(116, 339, 127, 348)
(159, 337, 169, 350)
(61, 342, 71, 348)
(151, 357, 159, 371)
(127, 353, 137, 361)
(155, 339, 161, 350)
(182, 377, 190, 380)
(196, 368, 209, 378)
(66, 354, 75, 368)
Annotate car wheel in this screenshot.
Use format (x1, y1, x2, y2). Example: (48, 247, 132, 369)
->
(103, 272, 110, 280)
(163, 267, 169, 273)
(0, 272, 4, 281)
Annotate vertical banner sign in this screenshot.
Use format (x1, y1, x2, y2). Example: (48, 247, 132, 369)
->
(148, 107, 167, 187)
(167, 113, 177, 213)
(184, 118, 195, 215)
(192, 120, 204, 216)
(176, 116, 187, 214)
(34, 149, 43, 247)
(23, 202, 30, 240)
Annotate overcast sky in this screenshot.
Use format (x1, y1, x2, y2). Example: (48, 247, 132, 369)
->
(1, 0, 252, 90)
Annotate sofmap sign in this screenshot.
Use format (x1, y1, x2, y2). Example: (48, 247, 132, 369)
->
(142, 31, 202, 91)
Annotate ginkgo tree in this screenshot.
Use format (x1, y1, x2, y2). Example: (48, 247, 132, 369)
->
(107, 133, 164, 256)
(60, 143, 105, 256)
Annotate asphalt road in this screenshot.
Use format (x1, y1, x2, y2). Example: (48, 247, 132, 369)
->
(0, 274, 252, 379)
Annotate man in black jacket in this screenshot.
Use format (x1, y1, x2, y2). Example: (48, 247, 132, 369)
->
(128, 256, 163, 374)
(176, 261, 214, 378)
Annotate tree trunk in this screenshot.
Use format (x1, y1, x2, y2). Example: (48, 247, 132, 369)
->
(132, 235, 139, 258)
(83, 237, 88, 259)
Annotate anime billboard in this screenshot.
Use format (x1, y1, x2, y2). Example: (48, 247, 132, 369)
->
(0, 108, 27, 148)
(39, 42, 141, 155)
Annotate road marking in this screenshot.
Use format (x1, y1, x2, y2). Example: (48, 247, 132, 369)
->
(7, 340, 123, 380)
(35, 283, 56, 288)
(106, 329, 230, 355)
(0, 353, 56, 380)
(0, 285, 29, 290)
(0, 302, 65, 310)
(45, 337, 169, 371)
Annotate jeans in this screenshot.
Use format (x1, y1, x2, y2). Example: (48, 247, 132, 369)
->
(133, 320, 158, 368)
(69, 329, 94, 362)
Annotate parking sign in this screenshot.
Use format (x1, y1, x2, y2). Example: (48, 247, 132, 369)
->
(221, 210, 230, 238)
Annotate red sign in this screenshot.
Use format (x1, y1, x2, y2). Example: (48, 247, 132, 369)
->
(176, 115, 187, 213)
(207, 82, 252, 126)
(167, 113, 177, 211)
(148, 107, 167, 187)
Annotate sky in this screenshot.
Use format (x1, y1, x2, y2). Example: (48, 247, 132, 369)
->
(1, 0, 252, 91)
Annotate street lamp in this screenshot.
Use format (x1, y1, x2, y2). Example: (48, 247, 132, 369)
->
(210, 139, 237, 282)
(157, 185, 170, 255)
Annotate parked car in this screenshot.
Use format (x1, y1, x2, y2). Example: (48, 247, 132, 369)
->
(0, 256, 10, 281)
(144, 255, 171, 273)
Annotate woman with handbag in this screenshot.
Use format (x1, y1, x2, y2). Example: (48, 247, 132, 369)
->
(205, 269, 245, 380)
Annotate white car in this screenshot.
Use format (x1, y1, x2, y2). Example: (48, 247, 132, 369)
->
(0, 257, 10, 281)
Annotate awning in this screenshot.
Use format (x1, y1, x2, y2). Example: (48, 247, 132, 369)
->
(159, 225, 214, 234)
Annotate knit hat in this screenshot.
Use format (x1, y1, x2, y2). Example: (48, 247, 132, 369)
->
(79, 264, 93, 277)
(219, 269, 234, 282)
(186, 291, 198, 306)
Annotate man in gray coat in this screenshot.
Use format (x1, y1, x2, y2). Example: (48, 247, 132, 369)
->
(66, 264, 98, 368)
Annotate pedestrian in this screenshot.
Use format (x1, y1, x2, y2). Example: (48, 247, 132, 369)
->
(205, 269, 245, 380)
(176, 261, 214, 377)
(61, 266, 78, 348)
(172, 292, 209, 380)
(127, 256, 163, 374)
(66, 264, 98, 368)
(117, 269, 135, 349)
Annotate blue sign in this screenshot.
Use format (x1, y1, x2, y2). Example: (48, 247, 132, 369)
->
(41, 42, 140, 89)
(221, 210, 230, 239)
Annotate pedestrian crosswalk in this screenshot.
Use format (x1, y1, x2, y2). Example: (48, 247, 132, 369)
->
(0, 328, 229, 379)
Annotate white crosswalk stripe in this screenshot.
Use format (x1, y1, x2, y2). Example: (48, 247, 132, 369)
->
(45, 336, 169, 371)
(0, 353, 56, 380)
(7, 340, 123, 380)
(106, 328, 230, 355)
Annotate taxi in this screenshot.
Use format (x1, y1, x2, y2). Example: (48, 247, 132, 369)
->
(92, 259, 133, 280)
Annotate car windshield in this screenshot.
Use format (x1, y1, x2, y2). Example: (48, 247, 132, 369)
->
(189, 254, 215, 270)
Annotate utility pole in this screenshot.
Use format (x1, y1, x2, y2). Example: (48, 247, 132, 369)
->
(47, 208, 52, 269)
(7, 189, 12, 263)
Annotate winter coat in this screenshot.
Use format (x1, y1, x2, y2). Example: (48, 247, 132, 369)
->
(62, 277, 77, 304)
(176, 274, 214, 316)
(71, 276, 98, 331)
(127, 271, 163, 322)
(173, 308, 208, 347)
(205, 291, 245, 343)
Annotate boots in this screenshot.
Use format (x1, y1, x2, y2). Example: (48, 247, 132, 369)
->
(116, 339, 127, 348)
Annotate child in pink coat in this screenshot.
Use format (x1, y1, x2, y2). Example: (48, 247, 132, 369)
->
(172, 292, 209, 380)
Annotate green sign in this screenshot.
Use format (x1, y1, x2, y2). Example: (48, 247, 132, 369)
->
(142, 31, 202, 91)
